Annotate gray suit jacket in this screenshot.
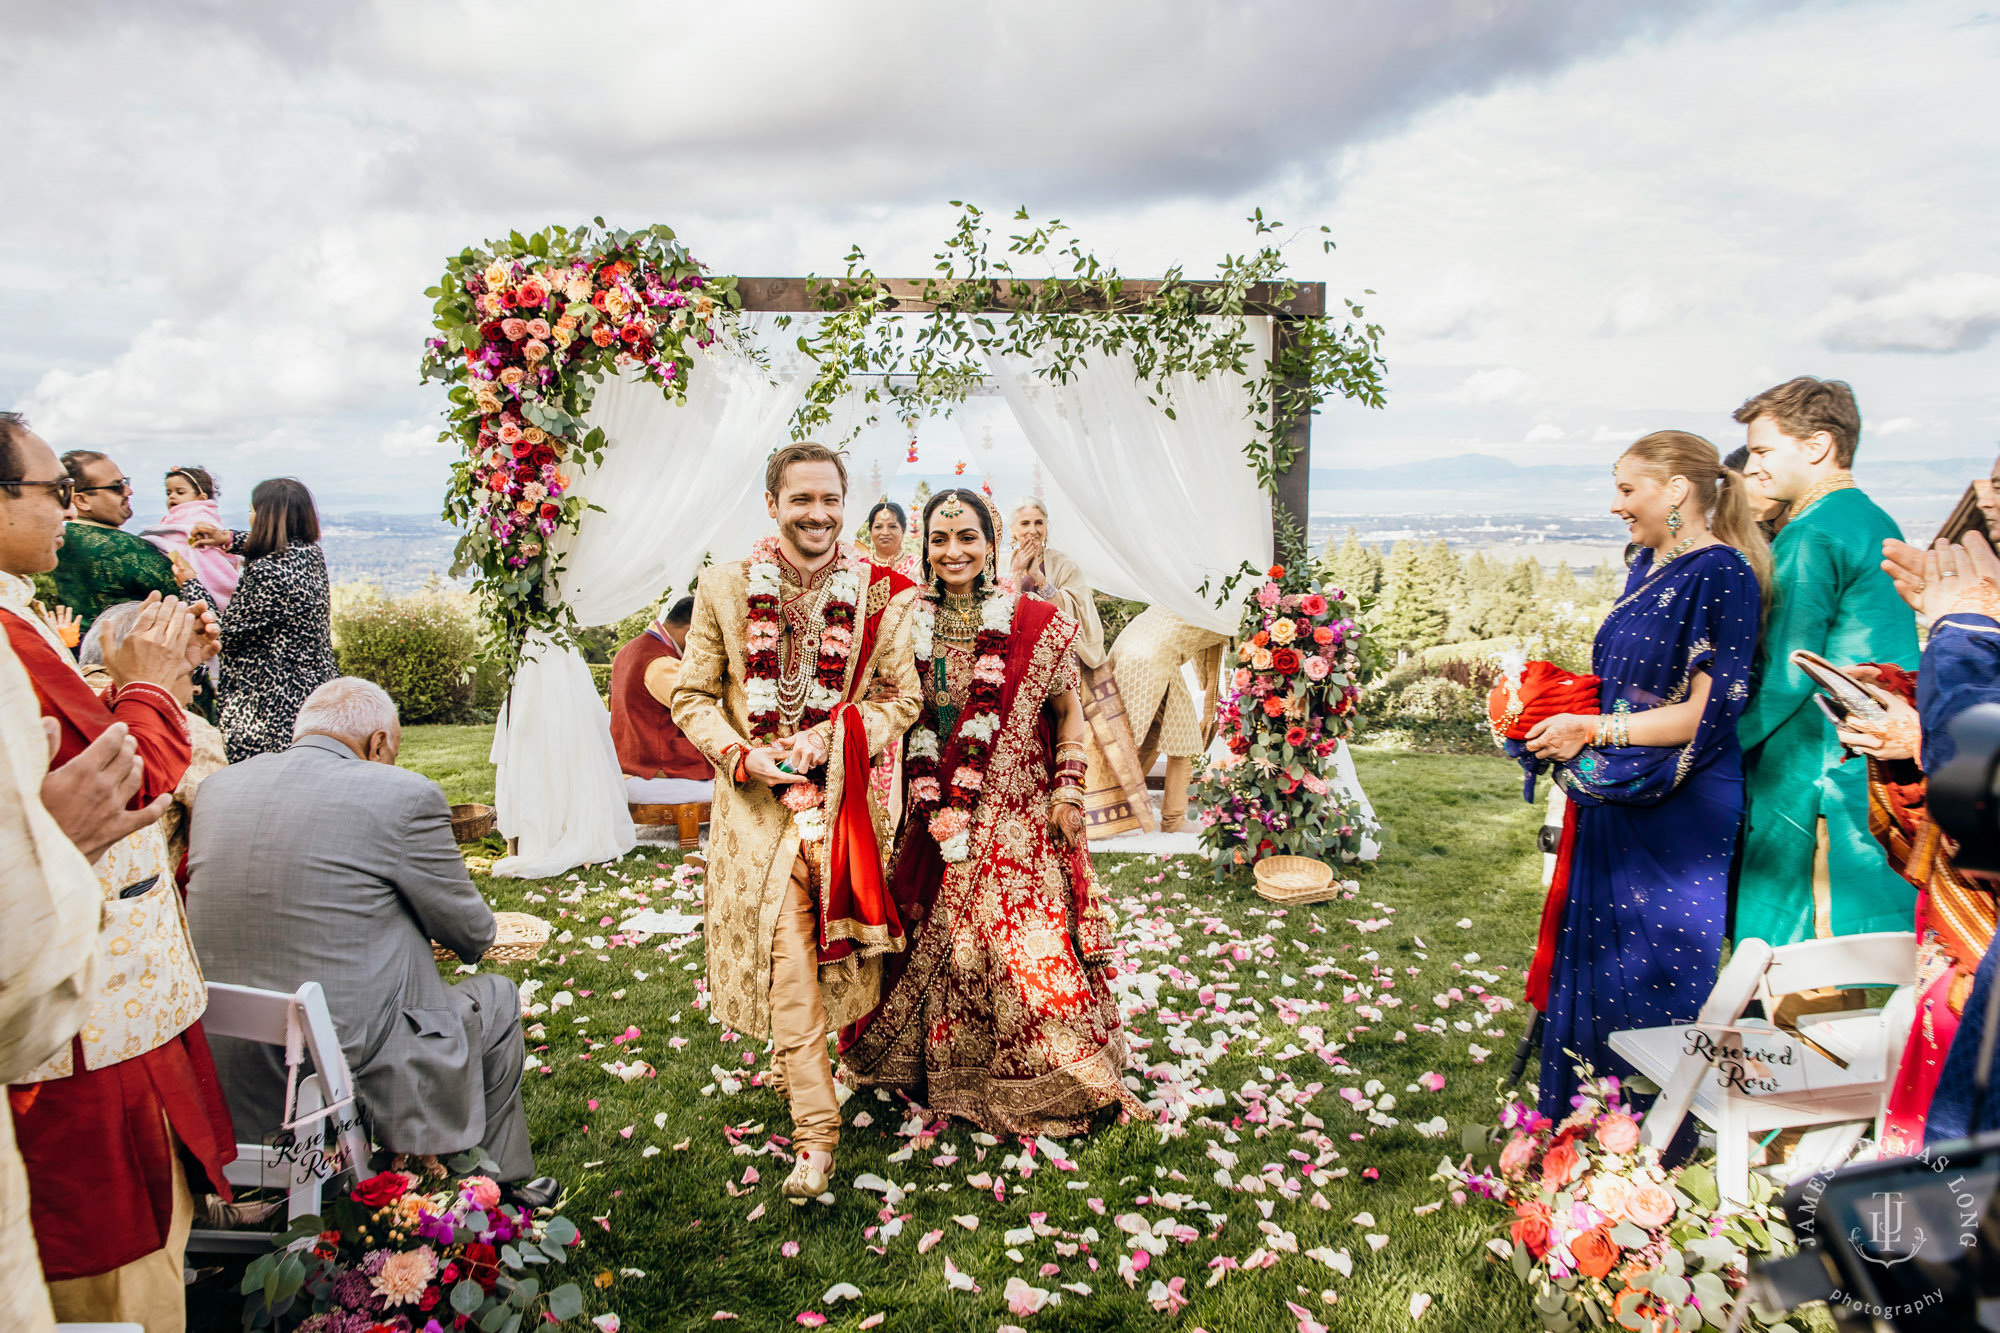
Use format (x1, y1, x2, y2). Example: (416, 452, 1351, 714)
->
(186, 735, 500, 1156)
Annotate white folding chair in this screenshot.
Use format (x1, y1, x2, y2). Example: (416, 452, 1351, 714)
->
(186, 981, 373, 1253)
(1609, 932, 1917, 1204)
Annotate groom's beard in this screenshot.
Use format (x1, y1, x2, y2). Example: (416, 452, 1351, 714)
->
(781, 515, 839, 562)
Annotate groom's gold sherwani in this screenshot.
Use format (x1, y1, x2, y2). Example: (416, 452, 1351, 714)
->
(671, 555, 921, 1050)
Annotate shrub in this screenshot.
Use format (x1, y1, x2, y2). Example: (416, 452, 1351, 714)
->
(333, 585, 481, 724)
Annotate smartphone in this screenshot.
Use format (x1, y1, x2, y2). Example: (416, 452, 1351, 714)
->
(118, 874, 160, 900)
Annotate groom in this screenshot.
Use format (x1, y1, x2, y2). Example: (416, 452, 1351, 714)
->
(671, 441, 921, 1199)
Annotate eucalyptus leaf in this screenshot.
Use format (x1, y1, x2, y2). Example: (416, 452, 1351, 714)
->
(453, 1279, 485, 1316)
(546, 1281, 584, 1321)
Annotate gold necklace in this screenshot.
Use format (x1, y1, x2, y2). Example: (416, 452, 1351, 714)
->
(935, 591, 981, 643)
(1789, 471, 1854, 520)
(776, 584, 832, 728)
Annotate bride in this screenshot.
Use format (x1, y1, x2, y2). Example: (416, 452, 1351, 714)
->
(840, 488, 1140, 1135)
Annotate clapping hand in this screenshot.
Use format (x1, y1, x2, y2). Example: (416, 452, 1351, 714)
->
(1883, 531, 2000, 627)
(188, 521, 231, 550)
(1009, 535, 1045, 590)
(104, 592, 200, 701)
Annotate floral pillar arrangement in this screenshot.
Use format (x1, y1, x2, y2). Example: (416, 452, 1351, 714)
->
(1191, 562, 1373, 871)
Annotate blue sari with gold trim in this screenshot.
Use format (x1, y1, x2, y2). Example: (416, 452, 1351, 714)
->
(1539, 544, 1762, 1119)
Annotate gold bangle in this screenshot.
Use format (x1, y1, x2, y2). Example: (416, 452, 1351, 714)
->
(1051, 788, 1084, 809)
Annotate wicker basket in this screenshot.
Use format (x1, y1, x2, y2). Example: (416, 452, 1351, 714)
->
(1253, 855, 1339, 905)
(450, 803, 495, 843)
(433, 911, 549, 964)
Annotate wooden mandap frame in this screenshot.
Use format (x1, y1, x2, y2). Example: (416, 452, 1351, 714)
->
(729, 276, 1328, 541)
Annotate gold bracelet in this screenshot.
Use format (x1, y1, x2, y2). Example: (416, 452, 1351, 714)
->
(1054, 742, 1088, 762)
(1051, 788, 1085, 809)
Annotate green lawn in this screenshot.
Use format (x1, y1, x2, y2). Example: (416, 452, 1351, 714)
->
(190, 733, 1553, 1332)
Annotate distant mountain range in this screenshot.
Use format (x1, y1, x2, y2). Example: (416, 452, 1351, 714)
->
(1310, 454, 1991, 538)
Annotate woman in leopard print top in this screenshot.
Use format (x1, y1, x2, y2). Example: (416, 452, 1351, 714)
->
(177, 477, 336, 762)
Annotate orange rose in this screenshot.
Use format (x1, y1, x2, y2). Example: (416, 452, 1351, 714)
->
(1541, 1140, 1583, 1187)
(1623, 1181, 1676, 1229)
(1570, 1225, 1621, 1279)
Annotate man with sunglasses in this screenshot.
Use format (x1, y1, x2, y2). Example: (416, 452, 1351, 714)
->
(49, 450, 180, 637)
(1, 414, 235, 1333)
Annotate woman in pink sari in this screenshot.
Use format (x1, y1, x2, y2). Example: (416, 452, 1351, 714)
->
(841, 488, 1139, 1136)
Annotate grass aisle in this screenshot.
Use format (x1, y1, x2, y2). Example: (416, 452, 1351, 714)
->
(190, 732, 1549, 1332)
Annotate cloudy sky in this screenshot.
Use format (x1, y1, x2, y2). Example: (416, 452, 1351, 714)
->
(5, 0, 1996, 517)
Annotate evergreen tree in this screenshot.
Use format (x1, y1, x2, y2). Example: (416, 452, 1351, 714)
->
(1318, 527, 1384, 600)
(1377, 540, 1454, 656)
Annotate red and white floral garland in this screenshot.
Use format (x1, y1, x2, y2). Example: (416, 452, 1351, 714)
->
(904, 590, 1016, 861)
(742, 535, 866, 842)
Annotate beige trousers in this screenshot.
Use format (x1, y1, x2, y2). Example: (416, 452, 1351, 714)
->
(47, 1120, 192, 1333)
(772, 857, 841, 1153)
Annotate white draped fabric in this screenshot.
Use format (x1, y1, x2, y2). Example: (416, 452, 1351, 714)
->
(490, 325, 808, 878)
(986, 318, 1274, 633)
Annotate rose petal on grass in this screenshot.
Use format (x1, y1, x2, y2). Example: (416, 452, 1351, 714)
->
(822, 1283, 861, 1304)
(1410, 1292, 1433, 1319)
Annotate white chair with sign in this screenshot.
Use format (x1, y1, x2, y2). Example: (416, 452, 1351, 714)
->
(185, 981, 372, 1253)
(1607, 931, 1918, 1205)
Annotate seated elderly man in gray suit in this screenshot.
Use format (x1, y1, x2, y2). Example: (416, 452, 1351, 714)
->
(187, 677, 555, 1206)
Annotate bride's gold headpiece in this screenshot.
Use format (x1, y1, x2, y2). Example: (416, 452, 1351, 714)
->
(938, 492, 968, 519)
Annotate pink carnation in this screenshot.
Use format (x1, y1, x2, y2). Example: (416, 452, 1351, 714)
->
(951, 765, 983, 791)
(1256, 582, 1281, 609)
(780, 782, 824, 812)
(908, 777, 941, 804)
(973, 658, 1008, 686)
(929, 808, 971, 840)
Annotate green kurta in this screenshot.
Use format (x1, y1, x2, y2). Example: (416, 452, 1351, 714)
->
(49, 521, 178, 634)
(1735, 486, 1919, 944)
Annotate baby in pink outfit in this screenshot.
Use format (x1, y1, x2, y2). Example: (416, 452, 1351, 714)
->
(142, 465, 242, 608)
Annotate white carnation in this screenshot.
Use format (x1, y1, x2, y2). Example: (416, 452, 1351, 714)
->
(938, 831, 972, 862)
(908, 728, 940, 759)
(980, 593, 1017, 633)
(805, 682, 841, 712)
(960, 712, 998, 743)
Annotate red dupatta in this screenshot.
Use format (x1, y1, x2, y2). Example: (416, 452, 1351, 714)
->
(815, 563, 918, 967)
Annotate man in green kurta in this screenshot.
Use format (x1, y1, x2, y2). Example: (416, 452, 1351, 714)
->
(48, 451, 177, 634)
(1733, 377, 1918, 944)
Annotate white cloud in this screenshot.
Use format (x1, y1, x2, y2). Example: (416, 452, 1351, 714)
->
(1523, 422, 1566, 443)
(1594, 277, 1682, 337)
(1876, 416, 1922, 436)
(1812, 273, 2000, 354)
(1445, 367, 1535, 405)
(379, 419, 450, 455)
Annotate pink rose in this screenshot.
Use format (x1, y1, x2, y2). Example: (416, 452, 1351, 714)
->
(1300, 594, 1328, 616)
(463, 1175, 501, 1210)
(526, 318, 552, 339)
(1303, 656, 1331, 681)
(1497, 1134, 1537, 1178)
(500, 317, 529, 341)
(1623, 1181, 1677, 1229)
(1594, 1113, 1640, 1155)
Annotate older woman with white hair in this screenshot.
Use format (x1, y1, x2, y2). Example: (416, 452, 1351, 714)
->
(79, 599, 227, 875)
(1009, 499, 1105, 668)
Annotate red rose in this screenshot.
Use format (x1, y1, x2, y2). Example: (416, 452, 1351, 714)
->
(1509, 1200, 1552, 1259)
(418, 1285, 443, 1311)
(540, 502, 559, 521)
(349, 1170, 409, 1209)
(463, 1240, 501, 1290)
(1270, 647, 1302, 674)
(1284, 725, 1308, 747)
(1301, 594, 1328, 617)
(1570, 1224, 1622, 1279)
(1226, 733, 1251, 755)
(619, 323, 648, 345)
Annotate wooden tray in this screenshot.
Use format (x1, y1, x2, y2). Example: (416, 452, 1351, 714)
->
(1253, 855, 1340, 905)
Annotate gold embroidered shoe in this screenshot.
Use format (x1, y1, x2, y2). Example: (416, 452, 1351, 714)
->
(782, 1152, 833, 1203)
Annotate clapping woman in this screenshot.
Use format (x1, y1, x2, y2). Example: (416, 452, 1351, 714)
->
(176, 477, 336, 761)
(1523, 433, 1769, 1121)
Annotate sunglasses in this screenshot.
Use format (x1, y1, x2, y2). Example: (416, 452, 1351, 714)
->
(0, 477, 76, 507)
(73, 476, 134, 495)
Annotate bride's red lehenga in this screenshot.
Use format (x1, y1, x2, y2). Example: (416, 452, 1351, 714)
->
(839, 593, 1142, 1135)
